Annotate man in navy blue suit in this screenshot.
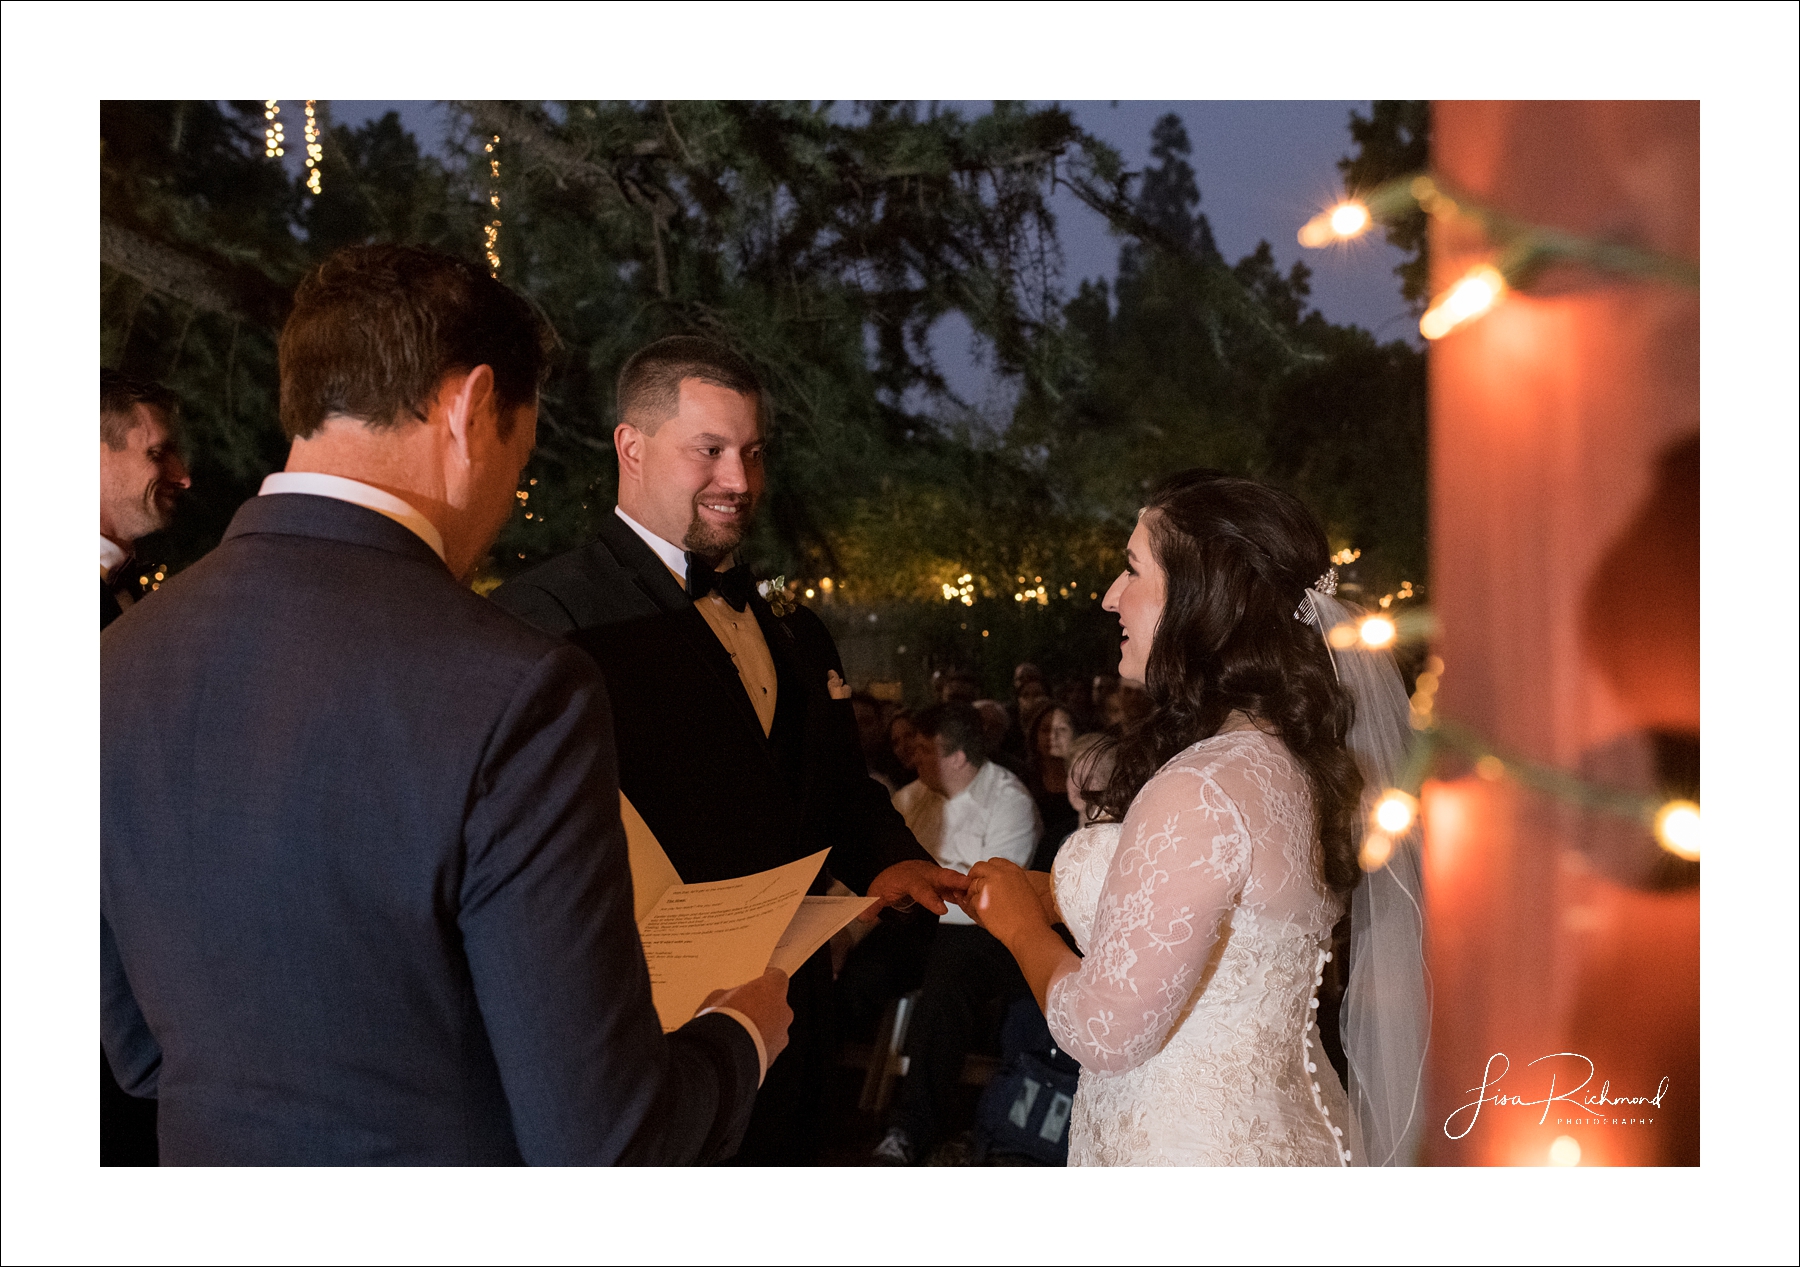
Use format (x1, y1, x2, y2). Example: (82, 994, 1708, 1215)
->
(101, 245, 790, 1165)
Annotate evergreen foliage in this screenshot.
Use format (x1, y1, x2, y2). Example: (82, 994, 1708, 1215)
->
(98, 100, 1427, 695)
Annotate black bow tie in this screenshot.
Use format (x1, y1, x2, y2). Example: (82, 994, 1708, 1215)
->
(687, 556, 755, 612)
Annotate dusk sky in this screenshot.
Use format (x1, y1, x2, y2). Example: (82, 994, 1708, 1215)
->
(326, 100, 1415, 403)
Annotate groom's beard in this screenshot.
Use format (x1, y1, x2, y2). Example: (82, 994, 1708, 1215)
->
(681, 491, 757, 562)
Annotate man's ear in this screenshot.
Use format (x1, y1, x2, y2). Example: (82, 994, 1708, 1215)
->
(443, 365, 499, 463)
(615, 423, 643, 482)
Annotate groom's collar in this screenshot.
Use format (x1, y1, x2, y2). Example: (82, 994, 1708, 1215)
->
(613, 505, 691, 586)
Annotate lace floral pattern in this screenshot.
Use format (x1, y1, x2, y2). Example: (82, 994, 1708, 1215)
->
(1049, 724, 1351, 1166)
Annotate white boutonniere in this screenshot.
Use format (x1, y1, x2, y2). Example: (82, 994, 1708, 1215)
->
(758, 575, 797, 618)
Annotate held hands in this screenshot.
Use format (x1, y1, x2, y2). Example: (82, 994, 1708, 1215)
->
(960, 859, 1054, 946)
(702, 968, 794, 1066)
(862, 859, 970, 921)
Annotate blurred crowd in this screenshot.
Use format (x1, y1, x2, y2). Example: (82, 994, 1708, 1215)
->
(831, 663, 1152, 1165)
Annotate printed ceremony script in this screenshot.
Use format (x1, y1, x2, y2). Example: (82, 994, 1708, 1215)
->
(621, 795, 878, 1031)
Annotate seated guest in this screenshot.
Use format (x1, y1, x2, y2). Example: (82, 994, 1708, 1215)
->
(1010, 662, 1049, 729)
(934, 668, 981, 706)
(972, 698, 1029, 782)
(101, 244, 791, 1165)
(1097, 677, 1153, 731)
(852, 692, 903, 792)
(1024, 703, 1083, 869)
(870, 703, 1040, 1164)
(886, 708, 921, 792)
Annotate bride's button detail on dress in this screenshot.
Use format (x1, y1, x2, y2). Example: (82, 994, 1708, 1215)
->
(1047, 728, 1351, 1165)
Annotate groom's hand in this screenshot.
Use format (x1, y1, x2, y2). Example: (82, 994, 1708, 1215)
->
(863, 859, 969, 920)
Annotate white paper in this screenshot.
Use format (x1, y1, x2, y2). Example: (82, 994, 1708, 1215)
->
(622, 793, 684, 923)
(637, 850, 829, 1032)
(768, 895, 880, 977)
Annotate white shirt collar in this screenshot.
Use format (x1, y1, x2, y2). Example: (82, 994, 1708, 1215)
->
(100, 536, 132, 583)
(259, 472, 446, 563)
(614, 505, 693, 588)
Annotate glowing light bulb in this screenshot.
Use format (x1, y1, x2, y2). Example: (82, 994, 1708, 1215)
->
(1548, 1135, 1581, 1166)
(1359, 616, 1397, 648)
(1373, 790, 1417, 835)
(1359, 831, 1393, 872)
(1654, 800, 1700, 860)
(1330, 202, 1370, 237)
(1420, 265, 1507, 340)
(1298, 200, 1372, 247)
(1475, 756, 1505, 782)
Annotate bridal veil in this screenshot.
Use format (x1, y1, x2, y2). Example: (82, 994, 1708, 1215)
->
(1308, 588, 1431, 1167)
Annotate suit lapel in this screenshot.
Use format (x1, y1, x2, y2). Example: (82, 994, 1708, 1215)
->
(595, 515, 771, 755)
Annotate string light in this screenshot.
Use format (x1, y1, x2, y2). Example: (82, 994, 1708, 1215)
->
(1359, 830, 1394, 872)
(1330, 547, 1361, 566)
(1548, 1136, 1582, 1167)
(1410, 655, 1443, 730)
(1420, 264, 1507, 340)
(941, 573, 976, 606)
(483, 134, 502, 276)
(1378, 580, 1416, 610)
(1373, 789, 1418, 835)
(1653, 800, 1700, 860)
(303, 100, 323, 195)
(1358, 615, 1397, 648)
(263, 100, 285, 159)
(1298, 200, 1372, 247)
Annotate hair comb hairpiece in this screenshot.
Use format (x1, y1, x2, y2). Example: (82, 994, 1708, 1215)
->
(1294, 567, 1339, 624)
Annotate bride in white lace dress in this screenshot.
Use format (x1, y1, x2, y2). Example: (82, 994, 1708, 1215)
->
(965, 470, 1406, 1166)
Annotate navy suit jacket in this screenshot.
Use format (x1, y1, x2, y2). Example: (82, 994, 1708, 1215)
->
(101, 493, 759, 1165)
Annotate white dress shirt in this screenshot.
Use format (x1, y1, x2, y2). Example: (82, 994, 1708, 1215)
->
(259, 471, 446, 563)
(101, 535, 132, 584)
(892, 762, 1040, 926)
(614, 505, 690, 579)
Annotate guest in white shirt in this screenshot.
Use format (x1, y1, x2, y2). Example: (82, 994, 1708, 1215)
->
(866, 703, 1042, 1164)
(100, 370, 190, 632)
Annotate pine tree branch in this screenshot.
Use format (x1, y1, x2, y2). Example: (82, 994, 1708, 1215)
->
(100, 217, 290, 329)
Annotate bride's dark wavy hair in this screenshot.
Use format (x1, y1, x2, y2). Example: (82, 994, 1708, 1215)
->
(1093, 469, 1363, 894)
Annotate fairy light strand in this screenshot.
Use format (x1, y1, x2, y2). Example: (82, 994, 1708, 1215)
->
(303, 100, 323, 195)
(264, 100, 285, 159)
(1296, 172, 1698, 341)
(483, 134, 502, 276)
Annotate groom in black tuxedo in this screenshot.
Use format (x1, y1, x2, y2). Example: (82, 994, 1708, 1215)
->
(492, 336, 965, 1163)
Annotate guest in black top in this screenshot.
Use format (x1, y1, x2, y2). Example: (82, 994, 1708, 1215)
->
(1024, 703, 1083, 866)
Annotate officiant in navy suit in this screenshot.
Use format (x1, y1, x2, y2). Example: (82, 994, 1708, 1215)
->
(102, 247, 792, 1165)
(492, 336, 965, 1163)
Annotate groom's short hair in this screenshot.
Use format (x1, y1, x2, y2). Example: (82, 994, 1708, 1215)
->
(279, 244, 554, 441)
(617, 335, 762, 435)
(913, 703, 989, 768)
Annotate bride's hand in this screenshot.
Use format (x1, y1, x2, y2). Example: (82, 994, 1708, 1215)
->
(962, 859, 1051, 945)
(1023, 868, 1059, 925)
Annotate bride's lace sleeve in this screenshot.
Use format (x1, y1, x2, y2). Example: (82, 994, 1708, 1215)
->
(1043, 756, 1254, 1073)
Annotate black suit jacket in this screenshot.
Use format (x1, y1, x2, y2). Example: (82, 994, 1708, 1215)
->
(101, 494, 759, 1165)
(489, 512, 932, 891)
